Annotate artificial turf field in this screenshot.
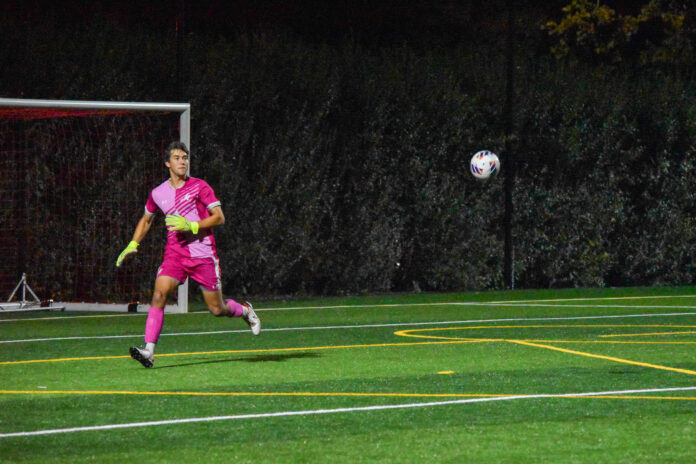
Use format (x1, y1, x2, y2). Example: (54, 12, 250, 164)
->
(1, 286, 696, 463)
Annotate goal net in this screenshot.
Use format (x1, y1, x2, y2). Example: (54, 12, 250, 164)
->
(0, 98, 191, 313)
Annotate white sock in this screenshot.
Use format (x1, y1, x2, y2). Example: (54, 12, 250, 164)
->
(145, 342, 156, 356)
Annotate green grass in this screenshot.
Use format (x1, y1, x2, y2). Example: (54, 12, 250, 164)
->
(1, 286, 696, 463)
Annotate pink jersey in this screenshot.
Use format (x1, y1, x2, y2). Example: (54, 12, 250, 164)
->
(145, 177, 221, 259)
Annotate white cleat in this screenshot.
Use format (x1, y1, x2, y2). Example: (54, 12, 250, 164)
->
(242, 301, 261, 335)
(129, 346, 154, 368)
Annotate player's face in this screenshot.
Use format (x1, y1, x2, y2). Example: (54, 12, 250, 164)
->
(166, 149, 189, 177)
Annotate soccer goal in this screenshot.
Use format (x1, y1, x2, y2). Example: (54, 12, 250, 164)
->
(0, 98, 191, 313)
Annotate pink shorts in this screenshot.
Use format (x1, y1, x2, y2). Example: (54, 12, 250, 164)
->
(157, 255, 221, 292)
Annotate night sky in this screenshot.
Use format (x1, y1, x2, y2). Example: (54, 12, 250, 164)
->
(4, 1, 570, 45)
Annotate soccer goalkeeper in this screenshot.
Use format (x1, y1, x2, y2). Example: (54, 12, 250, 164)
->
(116, 141, 260, 368)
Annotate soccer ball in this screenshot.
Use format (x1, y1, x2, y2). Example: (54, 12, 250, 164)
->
(470, 150, 500, 180)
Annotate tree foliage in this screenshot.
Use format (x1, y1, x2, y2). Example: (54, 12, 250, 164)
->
(544, 0, 695, 65)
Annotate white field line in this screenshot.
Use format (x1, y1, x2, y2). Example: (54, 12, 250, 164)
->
(486, 304, 696, 309)
(250, 301, 696, 312)
(257, 295, 696, 311)
(2, 311, 696, 344)
(0, 313, 143, 323)
(1, 385, 695, 438)
(2, 294, 696, 322)
(494, 295, 696, 304)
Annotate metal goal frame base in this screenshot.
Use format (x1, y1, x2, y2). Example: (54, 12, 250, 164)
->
(0, 273, 65, 313)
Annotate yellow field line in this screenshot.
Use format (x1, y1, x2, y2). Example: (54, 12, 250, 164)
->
(0, 340, 481, 366)
(1, 389, 695, 402)
(509, 339, 696, 345)
(600, 331, 696, 338)
(397, 324, 696, 333)
(394, 324, 696, 344)
(393, 329, 501, 342)
(0, 390, 517, 398)
(508, 339, 696, 376)
(5, 324, 696, 371)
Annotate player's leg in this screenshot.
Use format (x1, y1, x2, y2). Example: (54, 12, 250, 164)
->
(145, 275, 180, 346)
(193, 257, 261, 335)
(201, 287, 260, 335)
(130, 265, 183, 368)
(201, 287, 231, 316)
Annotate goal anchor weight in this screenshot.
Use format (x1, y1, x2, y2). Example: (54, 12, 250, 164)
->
(0, 273, 64, 312)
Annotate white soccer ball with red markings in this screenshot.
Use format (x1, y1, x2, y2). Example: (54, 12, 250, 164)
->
(470, 150, 500, 180)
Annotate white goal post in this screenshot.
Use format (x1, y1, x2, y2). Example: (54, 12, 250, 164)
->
(0, 98, 191, 313)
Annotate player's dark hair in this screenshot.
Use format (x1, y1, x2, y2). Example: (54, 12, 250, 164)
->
(165, 141, 189, 161)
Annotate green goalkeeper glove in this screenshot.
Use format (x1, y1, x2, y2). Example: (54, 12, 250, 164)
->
(165, 214, 199, 235)
(116, 241, 139, 267)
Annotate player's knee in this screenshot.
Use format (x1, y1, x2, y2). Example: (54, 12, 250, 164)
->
(152, 290, 167, 306)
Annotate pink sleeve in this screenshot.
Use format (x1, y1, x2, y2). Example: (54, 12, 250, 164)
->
(199, 181, 221, 209)
(145, 192, 158, 215)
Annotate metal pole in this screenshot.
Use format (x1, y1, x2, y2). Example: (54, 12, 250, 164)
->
(0, 98, 190, 113)
(503, 0, 515, 289)
(7, 273, 25, 301)
(177, 106, 191, 313)
(176, 0, 185, 100)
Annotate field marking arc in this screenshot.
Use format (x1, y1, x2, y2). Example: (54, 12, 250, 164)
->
(395, 324, 696, 376)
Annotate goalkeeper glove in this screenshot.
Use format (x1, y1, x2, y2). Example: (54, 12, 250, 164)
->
(165, 214, 199, 234)
(116, 241, 139, 267)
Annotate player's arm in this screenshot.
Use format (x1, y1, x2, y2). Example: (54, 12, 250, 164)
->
(198, 205, 225, 230)
(131, 212, 155, 242)
(165, 205, 225, 234)
(116, 213, 155, 267)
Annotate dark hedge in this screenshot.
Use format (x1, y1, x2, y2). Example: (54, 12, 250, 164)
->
(2, 14, 696, 298)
